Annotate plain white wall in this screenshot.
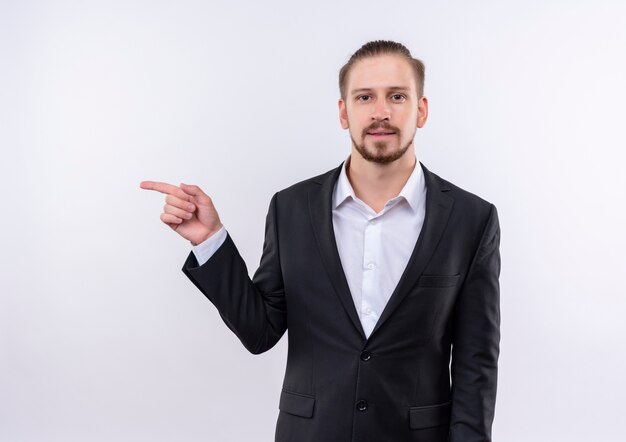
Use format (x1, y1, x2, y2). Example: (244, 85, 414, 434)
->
(2, 0, 625, 440)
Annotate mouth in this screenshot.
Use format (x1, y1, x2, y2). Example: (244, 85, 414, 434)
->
(367, 131, 396, 137)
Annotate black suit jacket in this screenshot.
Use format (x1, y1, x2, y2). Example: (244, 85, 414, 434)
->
(182, 161, 501, 442)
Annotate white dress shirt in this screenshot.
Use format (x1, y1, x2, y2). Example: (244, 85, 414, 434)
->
(191, 155, 427, 338)
(331, 155, 427, 337)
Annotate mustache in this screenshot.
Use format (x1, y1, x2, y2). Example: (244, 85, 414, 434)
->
(362, 122, 400, 136)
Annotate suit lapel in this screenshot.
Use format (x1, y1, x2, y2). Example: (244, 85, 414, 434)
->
(368, 161, 454, 339)
(309, 163, 367, 341)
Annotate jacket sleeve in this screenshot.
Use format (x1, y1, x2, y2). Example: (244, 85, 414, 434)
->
(181, 192, 287, 354)
(449, 204, 501, 442)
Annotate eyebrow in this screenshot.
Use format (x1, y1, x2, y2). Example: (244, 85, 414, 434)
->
(350, 87, 411, 95)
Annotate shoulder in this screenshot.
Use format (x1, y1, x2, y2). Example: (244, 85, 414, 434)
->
(423, 163, 496, 213)
(422, 163, 499, 239)
(273, 164, 341, 202)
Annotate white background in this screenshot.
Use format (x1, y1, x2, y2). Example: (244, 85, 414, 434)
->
(1, 0, 625, 441)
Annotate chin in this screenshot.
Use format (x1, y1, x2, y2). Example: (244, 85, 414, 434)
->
(351, 134, 412, 165)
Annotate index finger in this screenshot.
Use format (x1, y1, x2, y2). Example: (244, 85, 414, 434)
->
(139, 181, 192, 201)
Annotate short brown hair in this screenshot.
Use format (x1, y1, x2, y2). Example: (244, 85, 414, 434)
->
(338, 40, 425, 100)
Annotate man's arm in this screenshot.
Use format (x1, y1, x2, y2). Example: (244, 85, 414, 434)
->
(449, 204, 501, 442)
(140, 180, 286, 354)
(181, 193, 287, 354)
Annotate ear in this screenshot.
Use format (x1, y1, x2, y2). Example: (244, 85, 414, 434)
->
(338, 98, 349, 129)
(417, 96, 429, 128)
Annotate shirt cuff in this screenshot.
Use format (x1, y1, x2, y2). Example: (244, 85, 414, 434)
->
(191, 226, 227, 266)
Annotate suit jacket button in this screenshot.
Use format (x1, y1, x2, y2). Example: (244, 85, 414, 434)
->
(360, 351, 371, 361)
(356, 400, 368, 411)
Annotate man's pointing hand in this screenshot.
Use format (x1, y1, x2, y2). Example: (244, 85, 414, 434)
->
(139, 181, 223, 245)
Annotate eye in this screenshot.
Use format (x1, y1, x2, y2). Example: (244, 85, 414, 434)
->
(391, 94, 406, 101)
(357, 95, 371, 102)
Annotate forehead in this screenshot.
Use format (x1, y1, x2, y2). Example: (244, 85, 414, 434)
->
(347, 54, 416, 93)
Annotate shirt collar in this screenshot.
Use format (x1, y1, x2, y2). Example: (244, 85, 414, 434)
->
(332, 157, 354, 209)
(332, 154, 424, 213)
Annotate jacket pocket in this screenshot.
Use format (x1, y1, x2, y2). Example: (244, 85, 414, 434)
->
(417, 274, 460, 288)
(279, 390, 315, 418)
(408, 401, 451, 430)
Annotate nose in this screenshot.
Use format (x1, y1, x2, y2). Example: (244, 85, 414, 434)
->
(371, 100, 391, 121)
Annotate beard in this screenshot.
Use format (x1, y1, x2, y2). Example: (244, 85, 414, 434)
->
(351, 123, 415, 165)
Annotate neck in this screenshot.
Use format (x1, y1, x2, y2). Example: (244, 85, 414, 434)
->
(346, 147, 417, 213)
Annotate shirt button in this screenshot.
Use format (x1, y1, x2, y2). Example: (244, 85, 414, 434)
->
(369, 219, 377, 225)
(367, 262, 375, 270)
(363, 307, 372, 316)
(356, 400, 368, 411)
(360, 351, 371, 361)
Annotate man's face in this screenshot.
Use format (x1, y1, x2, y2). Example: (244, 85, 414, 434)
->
(338, 54, 428, 165)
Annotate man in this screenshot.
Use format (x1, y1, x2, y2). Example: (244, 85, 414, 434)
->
(141, 40, 501, 442)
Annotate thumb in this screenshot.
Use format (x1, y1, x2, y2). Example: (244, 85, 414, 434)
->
(180, 182, 202, 195)
(180, 183, 211, 204)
